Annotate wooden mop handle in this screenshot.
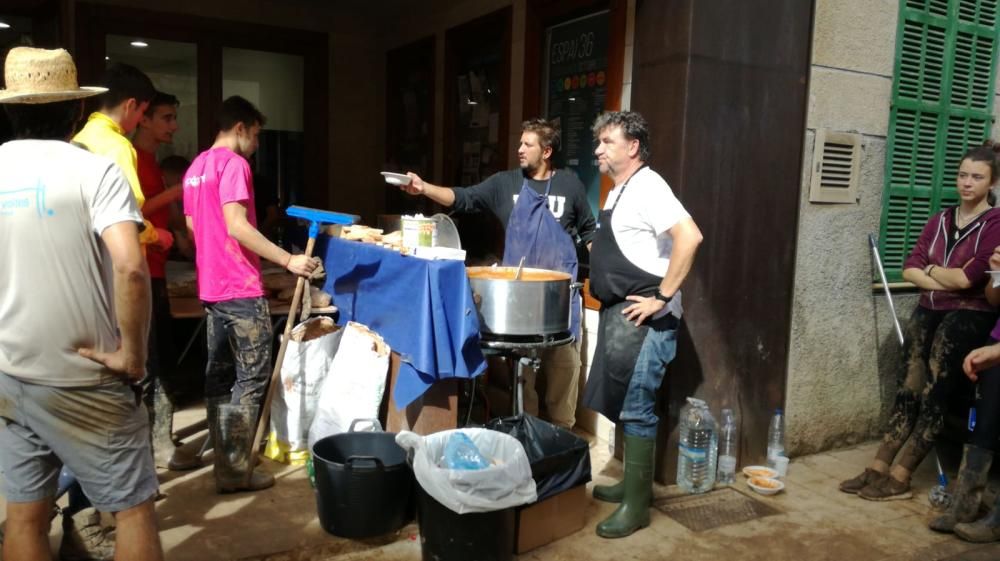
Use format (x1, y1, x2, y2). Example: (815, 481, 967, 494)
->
(247, 235, 317, 483)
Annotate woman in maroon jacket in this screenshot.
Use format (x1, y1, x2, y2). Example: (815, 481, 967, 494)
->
(841, 144, 1000, 501)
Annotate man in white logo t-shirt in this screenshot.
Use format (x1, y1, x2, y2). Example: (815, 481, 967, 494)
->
(583, 110, 703, 539)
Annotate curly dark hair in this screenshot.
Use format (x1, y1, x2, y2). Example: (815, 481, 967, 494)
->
(591, 111, 651, 161)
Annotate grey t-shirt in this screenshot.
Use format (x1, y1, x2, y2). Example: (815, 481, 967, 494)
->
(0, 140, 142, 387)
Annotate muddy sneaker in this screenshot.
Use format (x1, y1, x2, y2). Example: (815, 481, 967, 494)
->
(59, 508, 115, 561)
(839, 468, 884, 494)
(858, 475, 912, 501)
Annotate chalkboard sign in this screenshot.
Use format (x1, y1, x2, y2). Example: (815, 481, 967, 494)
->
(544, 10, 609, 217)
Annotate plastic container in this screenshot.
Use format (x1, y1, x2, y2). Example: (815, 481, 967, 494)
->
(717, 408, 738, 485)
(766, 408, 785, 468)
(676, 397, 718, 494)
(417, 486, 515, 561)
(772, 455, 789, 478)
(402, 215, 437, 248)
(311, 423, 414, 538)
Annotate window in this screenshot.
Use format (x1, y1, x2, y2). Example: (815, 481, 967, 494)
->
(878, 0, 999, 282)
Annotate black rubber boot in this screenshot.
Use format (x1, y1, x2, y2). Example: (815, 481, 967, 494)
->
(930, 445, 993, 533)
(596, 435, 654, 539)
(207, 398, 274, 494)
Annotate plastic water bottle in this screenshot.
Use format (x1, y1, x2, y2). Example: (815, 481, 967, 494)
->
(766, 408, 786, 468)
(717, 408, 738, 485)
(676, 397, 718, 494)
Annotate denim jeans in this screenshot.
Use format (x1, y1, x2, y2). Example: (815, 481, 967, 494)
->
(620, 322, 678, 439)
(204, 297, 273, 406)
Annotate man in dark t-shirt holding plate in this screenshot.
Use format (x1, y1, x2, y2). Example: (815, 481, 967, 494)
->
(402, 118, 596, 429)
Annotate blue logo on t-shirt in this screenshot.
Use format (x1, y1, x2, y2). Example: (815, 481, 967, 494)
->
(0, 182, 54, 218)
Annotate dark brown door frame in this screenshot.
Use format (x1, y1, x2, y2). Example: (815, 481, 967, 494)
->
(73, 3, 329, 206)
(385, 36, 436, 215)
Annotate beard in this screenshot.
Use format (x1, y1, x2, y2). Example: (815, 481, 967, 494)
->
(521, 158, 544, 175)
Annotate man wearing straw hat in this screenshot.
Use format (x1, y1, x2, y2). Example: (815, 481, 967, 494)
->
(0, 47, 164, 560)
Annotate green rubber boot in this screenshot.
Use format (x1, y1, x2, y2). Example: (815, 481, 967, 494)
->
(593, 480, 625, 503)
(596, 435, 655, 539)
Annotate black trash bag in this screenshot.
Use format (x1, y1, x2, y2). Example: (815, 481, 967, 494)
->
(485, 414, 591, 501)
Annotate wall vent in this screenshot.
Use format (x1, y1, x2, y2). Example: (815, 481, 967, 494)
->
(809, 129, 861, 204)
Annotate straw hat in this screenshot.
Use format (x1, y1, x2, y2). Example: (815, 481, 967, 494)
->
(0, 47, 106, 104)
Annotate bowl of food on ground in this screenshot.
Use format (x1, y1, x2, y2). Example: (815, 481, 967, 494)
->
(742, 465, 778, 479)
(747, 476, 784, 496)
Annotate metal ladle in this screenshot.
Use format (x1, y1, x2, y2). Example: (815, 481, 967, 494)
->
(514, 256, 526, 280)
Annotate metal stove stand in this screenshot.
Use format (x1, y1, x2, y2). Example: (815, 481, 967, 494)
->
(479, 331, 573, 416)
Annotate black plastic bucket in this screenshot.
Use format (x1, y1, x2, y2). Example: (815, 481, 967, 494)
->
(311, 423, 414, 538)
(416, 485, 515, 561)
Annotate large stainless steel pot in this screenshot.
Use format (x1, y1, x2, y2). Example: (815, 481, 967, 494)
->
(467, 266, 571, 336)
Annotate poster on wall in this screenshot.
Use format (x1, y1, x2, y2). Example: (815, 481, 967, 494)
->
(544, 10, 609, 217)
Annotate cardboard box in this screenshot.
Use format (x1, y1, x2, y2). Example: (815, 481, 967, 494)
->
(514, 483, 588, 554)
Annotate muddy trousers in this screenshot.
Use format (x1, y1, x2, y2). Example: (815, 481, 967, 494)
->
(876, 306, 996, 472)
(203, 297, 273, 408)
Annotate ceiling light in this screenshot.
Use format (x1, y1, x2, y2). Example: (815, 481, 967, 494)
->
(105, 56, 110, 61)
(0, 22, 11, 29)
(130, 40, 148, 48)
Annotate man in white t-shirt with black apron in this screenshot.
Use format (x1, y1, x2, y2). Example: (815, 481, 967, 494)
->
(583, 111, 703, 539)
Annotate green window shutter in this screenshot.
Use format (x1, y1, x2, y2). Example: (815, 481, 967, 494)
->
(878, 0, 999, 282)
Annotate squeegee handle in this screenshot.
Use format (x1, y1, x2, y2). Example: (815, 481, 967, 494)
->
(248, 235, 317, 481)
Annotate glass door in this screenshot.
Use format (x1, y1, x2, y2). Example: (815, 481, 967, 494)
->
(222, 47, 305, 239)
(105, 35, 198, 161)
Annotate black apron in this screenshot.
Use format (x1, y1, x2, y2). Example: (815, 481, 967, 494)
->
(501, 173, 581, 339)
(582, 166, 677, 422)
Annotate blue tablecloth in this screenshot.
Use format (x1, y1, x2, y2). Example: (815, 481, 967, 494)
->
(317, 236, 486, 408)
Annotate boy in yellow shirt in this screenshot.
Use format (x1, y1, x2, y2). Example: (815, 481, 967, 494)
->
(74, 63, 162, 248)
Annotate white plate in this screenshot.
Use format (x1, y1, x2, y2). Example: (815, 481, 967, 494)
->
(381, 171, 411, 186)
(747, 476, 784, 496)
(742, 465, 778, 479)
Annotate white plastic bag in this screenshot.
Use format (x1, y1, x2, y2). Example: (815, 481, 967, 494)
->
(265, 317, 342, 464)
(307, 322, 390, 450)
(396, 428, 537, 514)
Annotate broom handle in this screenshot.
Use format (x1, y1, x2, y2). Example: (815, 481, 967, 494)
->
(247, 235, 317, 483)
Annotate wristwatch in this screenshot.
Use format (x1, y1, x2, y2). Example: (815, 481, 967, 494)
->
(654, 290, 673, 305)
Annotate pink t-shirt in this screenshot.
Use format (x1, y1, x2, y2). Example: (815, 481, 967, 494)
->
(183, 147, 264, 302)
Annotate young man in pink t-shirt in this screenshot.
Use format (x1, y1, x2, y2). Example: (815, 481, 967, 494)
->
(183, 96, 318, 493)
